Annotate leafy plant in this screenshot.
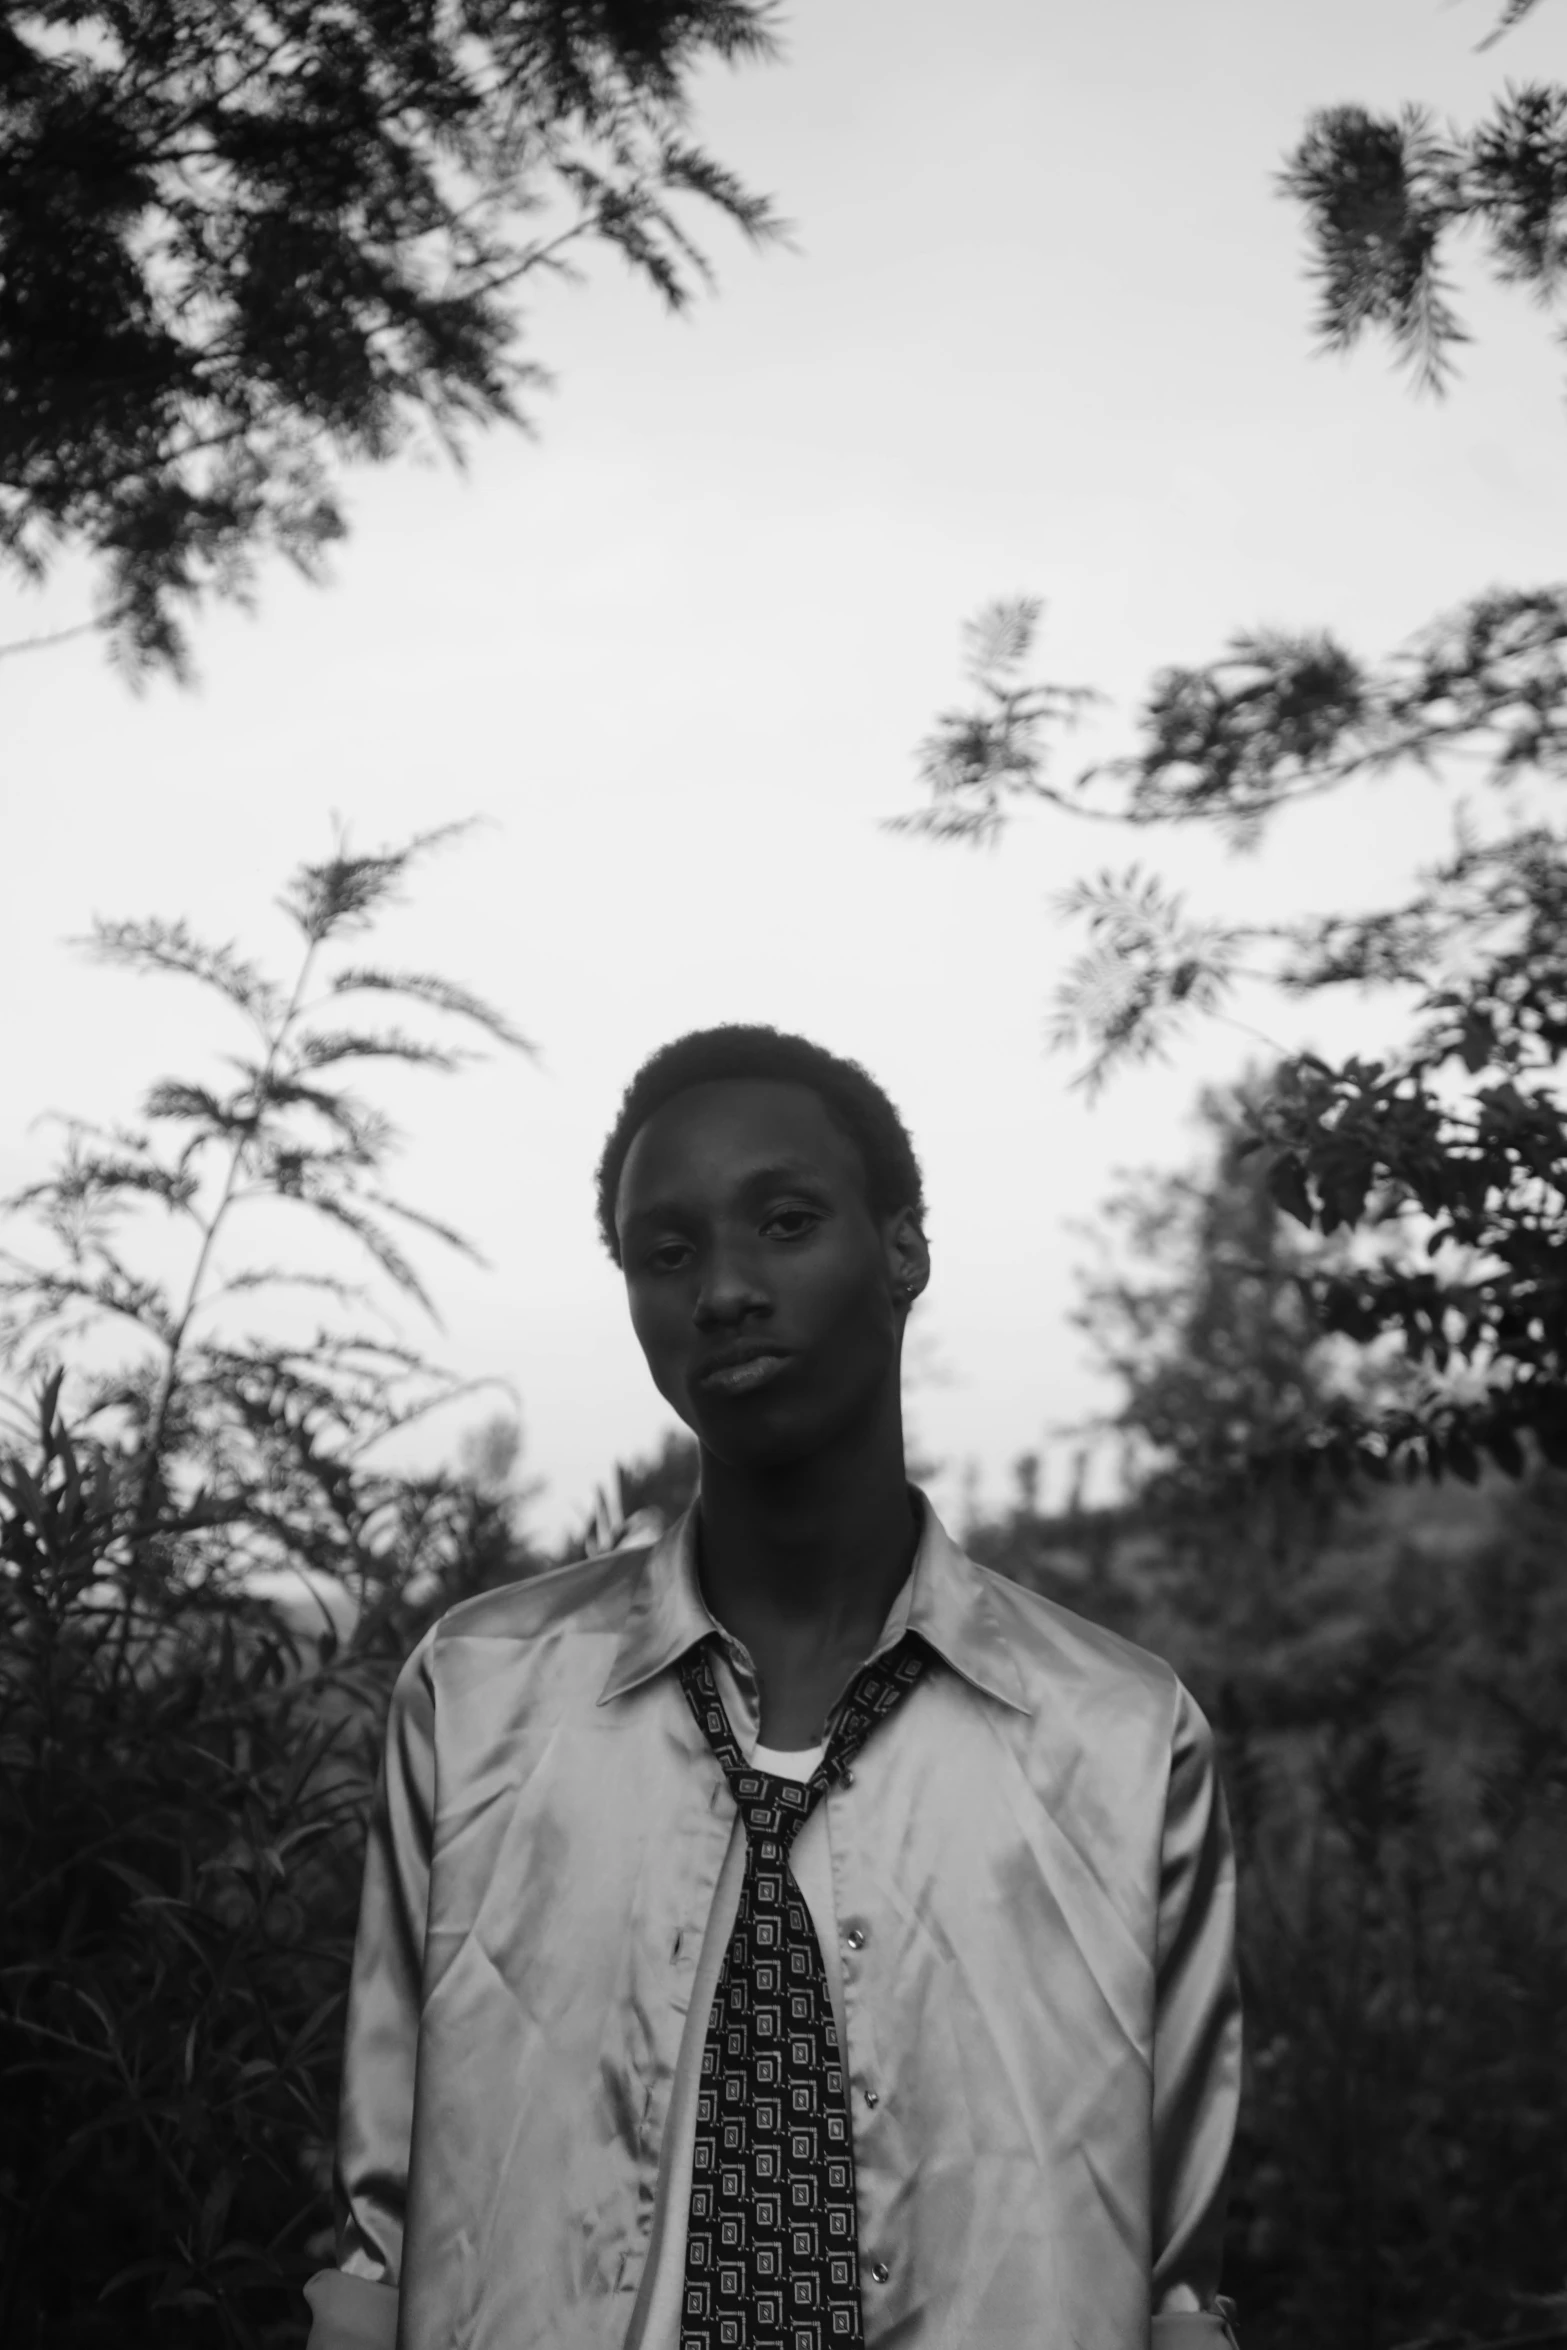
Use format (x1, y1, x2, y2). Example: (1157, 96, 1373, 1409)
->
(0, 0, 784, 676)
(1279, 27, 1567, 398)
(892, 0, 1567, 1490)
(968, 1097, 1567, 2350)
(0, 828, 541, 2341)
(894, 582, 1567, 1484)
(0, 1374, 530, 2346)
(1, 819, 533, 1612)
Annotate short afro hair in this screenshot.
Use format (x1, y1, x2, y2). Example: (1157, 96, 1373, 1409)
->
(595, 1024, 926, 1265)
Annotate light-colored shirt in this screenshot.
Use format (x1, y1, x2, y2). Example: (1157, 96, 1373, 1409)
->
(304, 1492, 1243, 2350)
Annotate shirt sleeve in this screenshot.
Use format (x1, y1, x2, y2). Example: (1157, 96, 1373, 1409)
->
(304, 1626, 439, 2343)
(1149, 1679, 1243, 2344)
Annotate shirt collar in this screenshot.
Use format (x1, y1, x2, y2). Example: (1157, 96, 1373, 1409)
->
(597, 1487, 1032, 1717)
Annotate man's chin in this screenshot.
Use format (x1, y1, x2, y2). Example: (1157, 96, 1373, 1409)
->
(685, 1402, 821, 1475)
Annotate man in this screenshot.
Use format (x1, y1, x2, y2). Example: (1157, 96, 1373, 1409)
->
(305, 1024, 1243, 2350)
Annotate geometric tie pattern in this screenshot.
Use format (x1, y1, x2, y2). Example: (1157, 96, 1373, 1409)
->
(676, 1636, 927, 2350)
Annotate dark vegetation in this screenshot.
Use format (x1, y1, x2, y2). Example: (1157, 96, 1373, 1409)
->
(893, 0, 1567, 1491)
(0, 0, 782, 677)
(970, 1091, 1567, 2350)
(2, 2, 1562, 2344)
(882, 24, 1567, 2309)
(4, 938, 1560, 2345)
(0, 831, 544, 2345)
(882, 21, 1567, 2301)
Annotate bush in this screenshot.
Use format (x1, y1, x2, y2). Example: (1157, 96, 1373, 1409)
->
(972, 1464, 1567, 2349)
(0, 1381, 532, 2347)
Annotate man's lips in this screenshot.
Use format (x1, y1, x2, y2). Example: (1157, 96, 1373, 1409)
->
(691, 1348, 795, 1398)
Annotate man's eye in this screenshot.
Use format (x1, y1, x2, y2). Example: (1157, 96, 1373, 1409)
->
(646, 1242, 690, 1273)
(766, 1208, 819, 1240)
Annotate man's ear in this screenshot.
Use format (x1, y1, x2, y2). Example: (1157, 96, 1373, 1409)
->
(886, 1208, 929, 1307)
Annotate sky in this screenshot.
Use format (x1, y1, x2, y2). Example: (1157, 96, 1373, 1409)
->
(3, 0, 1564, 1544)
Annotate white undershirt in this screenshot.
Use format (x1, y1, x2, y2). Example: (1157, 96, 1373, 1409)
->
(624, 1735, 842, 2350)
(751, 1740, 826, 1777)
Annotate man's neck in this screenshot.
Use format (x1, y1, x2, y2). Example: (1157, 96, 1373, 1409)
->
(695, 1412, 920, 1743)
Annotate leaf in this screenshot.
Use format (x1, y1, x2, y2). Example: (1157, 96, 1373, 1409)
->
(363, 1190, 484, 1265)
(1476, 0, 1543, 52)
(1458, 1009, 1495, 1073)
(97, 2257, 172, 2302)
(963, 595, 1044, 682)
(143, 1080, 257, 1133)
(1267, 1153, 1316, 1229)
(328, 967, 535, 1054)
(77, 921, 280, 1022)
(196, 2166, 239, 2260)
(1445, 1429, 1481, 1483)
(295, 1027, 466, 1075)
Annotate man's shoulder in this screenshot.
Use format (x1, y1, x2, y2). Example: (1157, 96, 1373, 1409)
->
(427, 1540, 656, 1652)
(971, 1555, 1181, 1715)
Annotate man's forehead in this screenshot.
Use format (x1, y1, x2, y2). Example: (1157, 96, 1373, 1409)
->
(618, 1080, 859, 1210)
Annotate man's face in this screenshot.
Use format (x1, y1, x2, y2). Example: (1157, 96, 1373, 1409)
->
(615, 1078, 922, 1470)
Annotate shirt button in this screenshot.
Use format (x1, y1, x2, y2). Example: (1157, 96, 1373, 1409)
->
(864, 2087, 879, 2107)
(845, 1926, 866, 1950)
(841, 1767, 854, 1787)
(871, 2261, 890, 2284)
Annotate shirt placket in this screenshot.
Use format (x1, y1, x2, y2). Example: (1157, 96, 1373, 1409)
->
(821, 1715, 902, 2337)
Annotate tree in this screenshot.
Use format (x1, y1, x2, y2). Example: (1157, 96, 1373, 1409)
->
(0, 0, 782, 679)
(0, 831, 546, 2342)
(0, 819, 534, 1624)
(1278, 0, 1562, 400)
(959, 1098, 1567, 2350)
(1069, 1078, 1351, 1595)
(558, 1428, 700, 1562)
(893, 0, 1567, 1491)
(900, 591, 1567, 1485)
(613, 1426, 701, 1531)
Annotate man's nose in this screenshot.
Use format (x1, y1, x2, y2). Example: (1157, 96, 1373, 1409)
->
(692, 1244, 770, 1327)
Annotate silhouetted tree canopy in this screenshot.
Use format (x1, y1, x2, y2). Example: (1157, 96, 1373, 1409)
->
(967, 1114, 1567, 2350)
(1278, 2, 1565, 397)
(0, 820, 535, 1599)
(895, 2, 1567, 1493)
(900, 589, 1567, 1487)
(0, 0, 782, 676)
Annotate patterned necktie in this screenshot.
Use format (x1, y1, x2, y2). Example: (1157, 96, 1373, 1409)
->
(676, 1635, 927, 2350)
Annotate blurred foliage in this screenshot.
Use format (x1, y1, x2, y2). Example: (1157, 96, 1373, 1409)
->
(1278, 2, 1562, 399)
(566, 1426, 701, 1559)
(0, 831, 543, 2341)
(967, 1094, 1567, 2350)
(1067, 1076, 1351, 1593)
(894, 2, 1567, 1493)
(892, 0, 1567, 1494)
(0, 819, 533, 1606)
(897, 585, 1567, 1483)
(612, 1428, 701, 1532)
(0, 0, 783, 677)
(0, 1374, 539, 2346)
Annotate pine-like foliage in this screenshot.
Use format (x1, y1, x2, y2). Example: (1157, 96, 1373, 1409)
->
(895, 582, 1567, 1486)
(1278, 74, 1567, 399)
(0, 0, 783, 676)
(892, 6, 1567, 1494)
(1275, 1, 1564, 400)
(0, 829, 541, 2342)
(0, 819, 534, 1615)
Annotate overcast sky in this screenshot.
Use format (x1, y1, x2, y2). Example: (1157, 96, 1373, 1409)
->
(4, 0, 1563, 1543)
